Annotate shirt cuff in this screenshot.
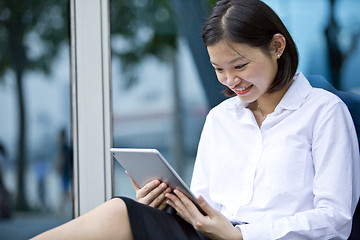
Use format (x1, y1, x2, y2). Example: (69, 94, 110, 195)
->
(237, 223, 272, 240)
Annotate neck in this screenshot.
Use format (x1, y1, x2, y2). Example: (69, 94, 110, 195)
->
(256, 80, 293, 115)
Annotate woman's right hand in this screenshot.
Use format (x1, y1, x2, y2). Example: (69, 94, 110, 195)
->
(126, 171, 171, 210)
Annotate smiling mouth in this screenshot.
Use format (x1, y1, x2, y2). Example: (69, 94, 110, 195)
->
(232, 85, 253, 95)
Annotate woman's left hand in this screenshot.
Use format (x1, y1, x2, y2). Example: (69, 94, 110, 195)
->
(165, 190, 243, 240)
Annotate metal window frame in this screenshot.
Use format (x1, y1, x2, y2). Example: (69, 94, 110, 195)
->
(70, 0, 113, 217)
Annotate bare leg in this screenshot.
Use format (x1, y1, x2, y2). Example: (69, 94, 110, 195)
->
(31, 198, 133, 240)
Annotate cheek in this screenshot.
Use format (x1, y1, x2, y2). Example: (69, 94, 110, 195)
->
(262, 59, 278, 78)
(238, 69, 257, 85)
(246, 64, 274, 86)
(216, 73, 226, 85)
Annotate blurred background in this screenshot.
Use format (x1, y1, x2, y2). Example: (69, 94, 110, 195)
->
(0, 0, 359, 239)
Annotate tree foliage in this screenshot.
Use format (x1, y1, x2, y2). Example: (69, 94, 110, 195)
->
(110, 0, 177, 88)
(0, 0, 68, 80)
(207, 0, 218, 8)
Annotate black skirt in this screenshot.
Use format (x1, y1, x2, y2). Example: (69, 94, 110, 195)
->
(117, 197, 210, 240)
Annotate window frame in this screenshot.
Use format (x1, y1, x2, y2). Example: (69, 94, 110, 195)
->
(70, 0, 113, 217)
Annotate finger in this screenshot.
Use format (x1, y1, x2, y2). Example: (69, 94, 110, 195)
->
(173, 189, 203, 217)
(197, 195, 215, 216)
(156, 187, 172, 210)
(165, 192, 192, 221)
(147, 184, 171, 208)
(165, 198, 177, 212)
(165, 195, 183, 214)
(125, 171, 140, 191)
(157, 200, 168, 211)
(157, 191, 171, 211)
(136, 180, 161, 200)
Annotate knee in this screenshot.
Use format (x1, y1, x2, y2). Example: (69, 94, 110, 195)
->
(107, 198, 128, 215)
(92, 198, 130, 228)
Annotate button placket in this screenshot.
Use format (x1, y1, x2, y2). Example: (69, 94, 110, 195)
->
(241, 130, 263, 204)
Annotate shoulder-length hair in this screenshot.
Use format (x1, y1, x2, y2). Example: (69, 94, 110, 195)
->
(203, 0, 299, 96)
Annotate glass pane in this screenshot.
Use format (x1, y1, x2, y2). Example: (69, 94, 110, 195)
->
(110, 0, 211, 198)
(0, 1, 72, 239)
(264, 0, 360, 92)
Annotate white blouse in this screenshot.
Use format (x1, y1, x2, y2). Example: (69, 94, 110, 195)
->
(190, 73, 360, 240)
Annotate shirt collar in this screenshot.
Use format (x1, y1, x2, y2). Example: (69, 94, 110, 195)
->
(275, 72, 312, 112)
(225, 96, 248, 110)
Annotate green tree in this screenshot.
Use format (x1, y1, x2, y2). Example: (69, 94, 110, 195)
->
(110, 0, 187, 172)
(0, 0, 69, 210)
(110, 0, 177, 87)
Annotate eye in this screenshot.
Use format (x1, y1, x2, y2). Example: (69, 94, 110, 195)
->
(234, 63, 249, 70)
(214, 67, 223, 72)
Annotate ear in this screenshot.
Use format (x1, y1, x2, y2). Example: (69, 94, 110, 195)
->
(270, 33, 286, 59)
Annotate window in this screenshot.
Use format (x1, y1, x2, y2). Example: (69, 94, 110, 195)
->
(0, 1, 72, 239)
(110, 1, 211, 198)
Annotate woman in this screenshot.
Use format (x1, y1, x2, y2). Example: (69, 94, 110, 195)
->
(32, 0, 359, 239)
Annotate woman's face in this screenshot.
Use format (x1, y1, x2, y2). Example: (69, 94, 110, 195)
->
(207, 41, 279, 103)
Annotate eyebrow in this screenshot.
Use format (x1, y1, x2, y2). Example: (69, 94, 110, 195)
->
(210, 56, 246, 66)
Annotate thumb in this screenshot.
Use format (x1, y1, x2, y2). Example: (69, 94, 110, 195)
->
(126, 171, 140, 191)
(197, 195, 215, 216)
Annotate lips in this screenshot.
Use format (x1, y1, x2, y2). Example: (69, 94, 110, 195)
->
(232, 84, 253, 95)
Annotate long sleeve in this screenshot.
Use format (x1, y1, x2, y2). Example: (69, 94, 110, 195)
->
(190, 114, 222, 212)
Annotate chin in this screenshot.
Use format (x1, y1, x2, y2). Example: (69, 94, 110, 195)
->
(237, 95, 257, 103)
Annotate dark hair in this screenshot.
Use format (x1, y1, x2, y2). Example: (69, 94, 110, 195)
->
(203, 0, 299, 96)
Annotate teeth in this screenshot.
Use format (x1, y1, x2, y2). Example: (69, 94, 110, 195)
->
(235, 85, 251, 91)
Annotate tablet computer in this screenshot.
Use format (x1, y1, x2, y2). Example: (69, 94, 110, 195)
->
(110, 148, 204, 214)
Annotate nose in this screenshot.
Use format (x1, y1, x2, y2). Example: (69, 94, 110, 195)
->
(226, 75, 241, 88)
